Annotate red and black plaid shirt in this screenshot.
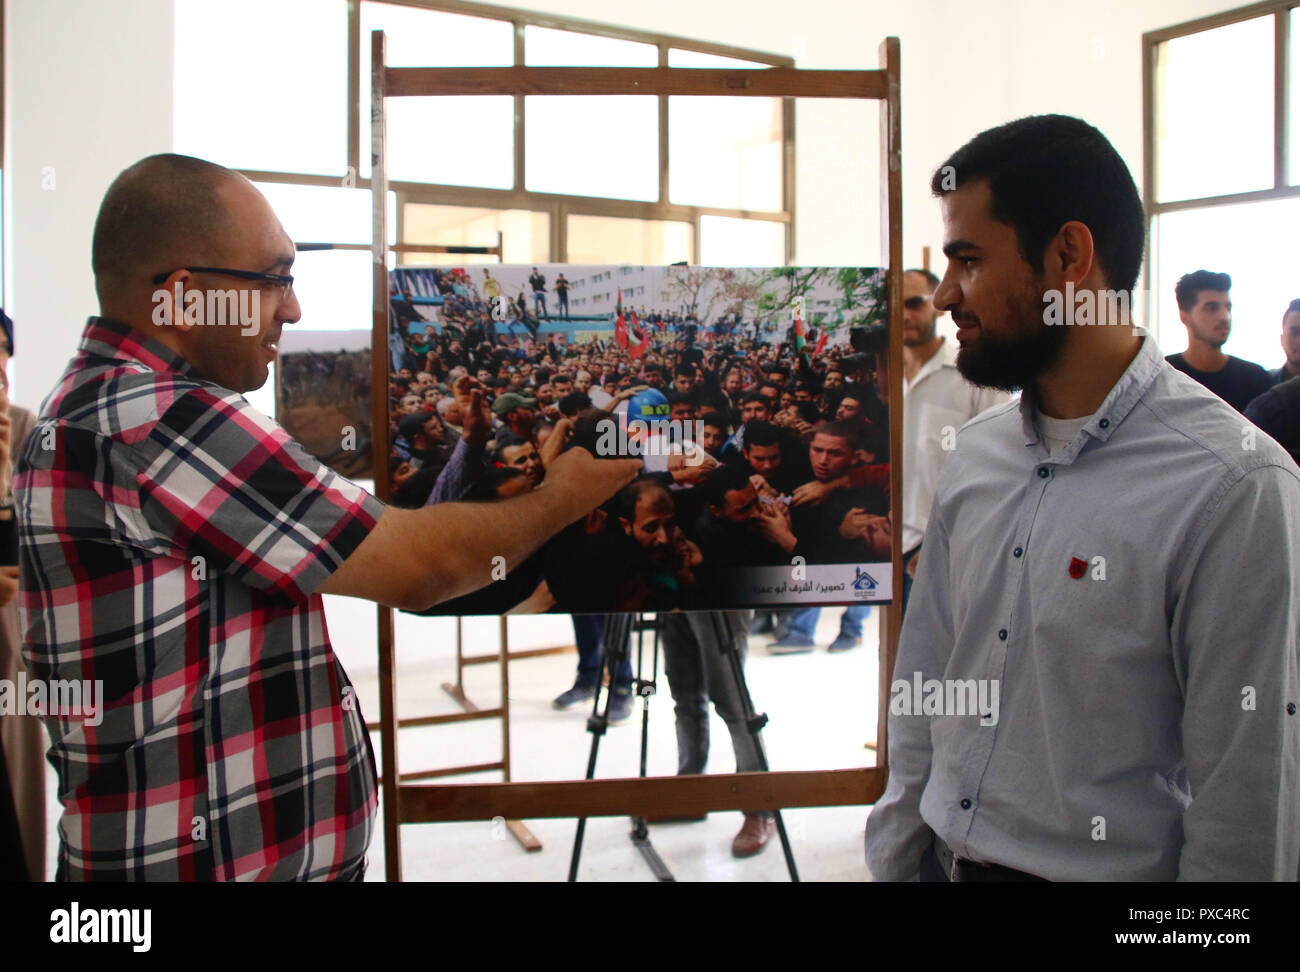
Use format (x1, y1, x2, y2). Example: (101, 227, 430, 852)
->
(16, 317, 384, 880)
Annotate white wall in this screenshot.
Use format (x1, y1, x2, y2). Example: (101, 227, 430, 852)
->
(5, 0, 174, 408)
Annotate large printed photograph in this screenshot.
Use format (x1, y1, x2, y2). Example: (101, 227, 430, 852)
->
(385, 264, 893, 615)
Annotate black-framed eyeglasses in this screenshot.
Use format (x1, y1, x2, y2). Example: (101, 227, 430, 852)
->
(152, 266, 294, 300)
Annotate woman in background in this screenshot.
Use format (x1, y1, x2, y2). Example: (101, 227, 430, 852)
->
(0, 310, 47, 880)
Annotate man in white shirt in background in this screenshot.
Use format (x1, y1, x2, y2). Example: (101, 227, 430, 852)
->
(900, 267, 1008, 612)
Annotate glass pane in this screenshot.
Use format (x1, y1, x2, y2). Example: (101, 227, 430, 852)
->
(525, 26, 657, 66)
(566, 215, 692, 264)
(402, 204, 550, 265)
(1291, 8, 1300, 185)
(360, 2, 513, 186)
(288, 250, 375, 333)
(1155, 16, 1274, 201)
(174, 0, 347, 175)
(699, 215, 785, 266)
(255, 183, 396, 247)
(1151, 197, 1300, 370)
(526, 96, 659, 200)
(670, 96, 782, 210)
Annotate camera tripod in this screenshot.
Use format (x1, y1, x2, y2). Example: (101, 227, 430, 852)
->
(566, 611, 800, 882)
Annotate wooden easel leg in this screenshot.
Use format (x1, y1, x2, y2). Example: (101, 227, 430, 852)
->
(499, 616, 542, 852)
(442, 616, 474, 709)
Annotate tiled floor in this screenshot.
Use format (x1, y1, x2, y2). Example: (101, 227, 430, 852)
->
(38, 600, 883, 882)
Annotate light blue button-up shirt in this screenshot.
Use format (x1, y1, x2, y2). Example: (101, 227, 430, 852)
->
(866, 332, 1300, 880)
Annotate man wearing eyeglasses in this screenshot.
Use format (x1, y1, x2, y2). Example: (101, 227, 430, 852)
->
(13, 153, 638, 882)
(900, 268, 1007, 613)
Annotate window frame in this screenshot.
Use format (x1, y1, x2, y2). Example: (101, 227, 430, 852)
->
(235, 0, 795, 264)
(1142, 1, 1296, 320)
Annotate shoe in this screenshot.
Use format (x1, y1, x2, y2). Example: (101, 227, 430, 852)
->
(608, 689, 634, 725)
(828, 633, 862, 653)
(767, 634, 815, 654)
(552, 683, 596, 710)
(731, 814, 776, 857)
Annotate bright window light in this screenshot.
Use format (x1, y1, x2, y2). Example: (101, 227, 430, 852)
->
(1151, 196, 1300, 370)
(174, 0, 348, 175)
(1155, 16, 1274, 202)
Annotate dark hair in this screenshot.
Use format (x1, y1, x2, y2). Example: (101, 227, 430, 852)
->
(743, 420, 782, 451)
(906, 267, 940, 290)
(931, 114, 1145, 294)
(462, 466, 528, 502)
(391, 465, 443, 508)
(700, 410, 729, 432)
(813, 419, 866, 451)
(558, 390, 591, 418)
(616, 477, 673, 523)
(758, 381, 782, 398)
(665, 390, 695, 407)
(698, 462, 754, 510)
(740, 390, 768, 407)
(1287, 298, 1300, 321)
(795, 401, 822, 424)
(494, 432, 529, 456)
(673, 363, 695, 379)
(1175, 270, 1232, 313)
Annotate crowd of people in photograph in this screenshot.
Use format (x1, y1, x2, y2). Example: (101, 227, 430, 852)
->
(385, 282, 893, 617)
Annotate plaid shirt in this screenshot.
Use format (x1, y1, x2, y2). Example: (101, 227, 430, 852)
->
(15, 317, 384, 881)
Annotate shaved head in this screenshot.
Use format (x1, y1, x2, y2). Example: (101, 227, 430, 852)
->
(89, 153, 302, 394)
(92, 153, 241, 305)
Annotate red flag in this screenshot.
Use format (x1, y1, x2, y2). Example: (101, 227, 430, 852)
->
(813, 328, 827, 355)
(614, 288, 629, 349)
(629, 311, 650, 359)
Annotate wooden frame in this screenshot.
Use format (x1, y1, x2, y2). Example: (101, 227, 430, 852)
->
(1141, 1, 1297, 332)
(371, 30, 904, 882)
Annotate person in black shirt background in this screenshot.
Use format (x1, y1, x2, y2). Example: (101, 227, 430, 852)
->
(1165, 269, 1271, 412)
(1268, 298, 1300, 387)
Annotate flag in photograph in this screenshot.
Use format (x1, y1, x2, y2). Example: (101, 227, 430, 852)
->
(615, 287, 629, 349)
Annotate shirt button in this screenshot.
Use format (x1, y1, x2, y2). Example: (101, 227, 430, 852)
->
(960, 798, 972, 810)
(1037, 466, 1050, 478)
(1013, 546, 1023, 558)
(1288, 703, 1297, 715)
(1098, 418, 1110, 429)
(998, 629, 1008, 641)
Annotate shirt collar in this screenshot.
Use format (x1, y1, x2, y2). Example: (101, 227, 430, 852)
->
(1018, 329, 1163, 456)
(905, 337, 956, 391)
(77, 316, 195, 377)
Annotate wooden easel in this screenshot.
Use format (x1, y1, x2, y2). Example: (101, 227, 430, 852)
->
(370, 31, 906, 882)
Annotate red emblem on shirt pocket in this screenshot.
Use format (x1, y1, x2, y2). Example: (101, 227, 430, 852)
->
(1068, 557, 1087, 579)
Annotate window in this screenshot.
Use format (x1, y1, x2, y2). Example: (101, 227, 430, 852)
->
(401, 204, 549, 264)
(1153, 15, 1275, 201)
(174, 0, 348, 176)
(1144, 3, 1299, 359)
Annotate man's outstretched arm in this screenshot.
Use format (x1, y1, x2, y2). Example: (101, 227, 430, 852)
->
(319, 447, 639, 611)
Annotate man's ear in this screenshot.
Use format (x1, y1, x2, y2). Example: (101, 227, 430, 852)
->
(619, 516, 633, 537)
(1051, 220, 1097, 285)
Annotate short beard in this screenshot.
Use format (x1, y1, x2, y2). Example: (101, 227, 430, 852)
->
(955, 280, 1069, 392)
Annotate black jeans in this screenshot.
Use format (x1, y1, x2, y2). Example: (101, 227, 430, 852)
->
(658, 613, 769, 817)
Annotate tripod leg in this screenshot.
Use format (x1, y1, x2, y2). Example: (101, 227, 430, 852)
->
(568, 612, 632, 882)
(708, 611, 801, 883)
